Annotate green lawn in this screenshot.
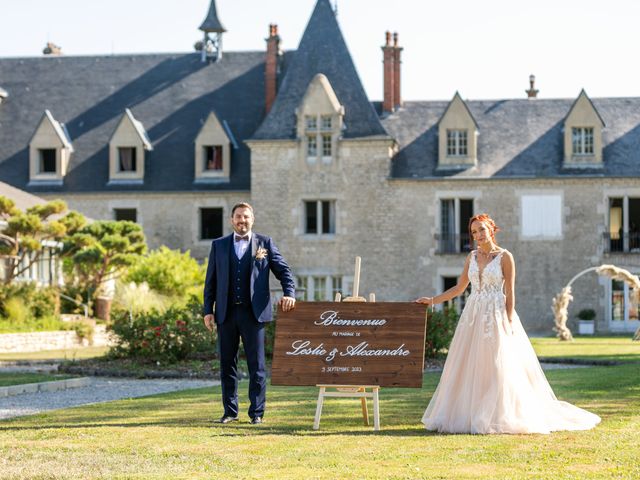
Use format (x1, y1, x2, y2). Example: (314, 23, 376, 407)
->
(0, 372, 75, 387)
(1, 338, 639, 479)
(0, 346, 109, 362)
(531, 336, 640, 363)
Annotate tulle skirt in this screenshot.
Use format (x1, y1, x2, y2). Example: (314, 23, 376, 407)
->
(422, 293, 601, 434)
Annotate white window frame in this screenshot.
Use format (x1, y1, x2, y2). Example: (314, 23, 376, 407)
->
(437, 196, 475, 253)
(193, 202, 226, 245)
(296, 274, 348, 301)
(607, 276, 640, 332)
(304, 113, 337, 165)
(572, 127, 594, 156)
(303, 200, 336, 236)
(446, 129, 468, 157)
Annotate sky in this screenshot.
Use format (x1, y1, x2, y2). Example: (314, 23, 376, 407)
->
(1, 0, 639, 102)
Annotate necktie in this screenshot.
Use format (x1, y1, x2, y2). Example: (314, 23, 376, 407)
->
(235, 235, 249, 242)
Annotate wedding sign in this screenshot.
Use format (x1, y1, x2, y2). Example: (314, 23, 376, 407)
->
(271, 302, 428, 388)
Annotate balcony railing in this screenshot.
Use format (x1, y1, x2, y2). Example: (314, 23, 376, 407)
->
(435, 232, 472, 254)
(603, 232, 640, 253)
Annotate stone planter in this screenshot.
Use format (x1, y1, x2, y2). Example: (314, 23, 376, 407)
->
(578, 320, 595, 335)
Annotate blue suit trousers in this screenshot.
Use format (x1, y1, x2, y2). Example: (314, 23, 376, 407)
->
(217, 303, 266, 419)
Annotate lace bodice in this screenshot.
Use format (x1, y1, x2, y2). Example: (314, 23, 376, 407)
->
(468, 250, 505, 297)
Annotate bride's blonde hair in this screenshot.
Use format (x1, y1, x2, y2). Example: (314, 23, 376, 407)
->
(468, 213, 500, 247)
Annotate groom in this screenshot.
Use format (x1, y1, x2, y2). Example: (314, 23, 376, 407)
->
(203, 202, 296, 425)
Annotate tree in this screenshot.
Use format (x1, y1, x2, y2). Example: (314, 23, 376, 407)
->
(0, 196, 86, 284)
(125, 246, 205, 299)
(64, 220, 147, 300)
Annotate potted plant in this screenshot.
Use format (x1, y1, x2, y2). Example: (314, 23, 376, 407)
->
(577, 308, 596, 335)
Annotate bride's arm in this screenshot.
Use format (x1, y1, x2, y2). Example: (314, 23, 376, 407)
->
(416, 253, 471, 306)
(502, 251, 516, 322)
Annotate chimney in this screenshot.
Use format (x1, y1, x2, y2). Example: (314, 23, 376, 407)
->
(382, 31, 395, 114)
(393, 32, 403, 109)
(526, 74, 539, 98)
(265, 24, 281, 114)
(43, 42, 62, 56)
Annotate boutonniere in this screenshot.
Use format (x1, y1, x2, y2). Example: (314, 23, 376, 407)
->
(255, 246, 268, 261)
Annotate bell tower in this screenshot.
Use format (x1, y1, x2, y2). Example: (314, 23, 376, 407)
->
(198, 0, 226, 63)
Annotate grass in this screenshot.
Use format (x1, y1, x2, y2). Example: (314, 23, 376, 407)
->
(0, 338, 639, 479)
(0, 346, 109, 362)
(0, 372, 75, 387)
(531, 336, 640, 363)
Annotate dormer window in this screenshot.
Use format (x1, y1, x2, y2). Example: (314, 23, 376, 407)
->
(306, 116, 318, 130)
(29, 110, 73, 185)
(194, 111, 234, 182)
(563, 90, 604, 169)
(108, 109, 152, 184)
(305, 114, 335, 163)
(118, 147, 137, 172)
(572, 127, 594, 156)
(437, 93, 478, 170)
(39, 149, 57, 173)
(446, 129, 468, 157)
(203, 145, 223, 171)
(296, 74, 345, 167)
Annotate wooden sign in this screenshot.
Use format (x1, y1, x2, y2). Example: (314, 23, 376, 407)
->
(271, 302, 428, 388)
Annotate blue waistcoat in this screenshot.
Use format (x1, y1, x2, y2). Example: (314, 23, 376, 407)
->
(228, 245, 252, 307)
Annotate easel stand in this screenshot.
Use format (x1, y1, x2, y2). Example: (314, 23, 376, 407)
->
(313, 256, 381, 431)
(313, 385, 380, 430)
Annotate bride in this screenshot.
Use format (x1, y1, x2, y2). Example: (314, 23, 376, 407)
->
(416, 213, 600, 434)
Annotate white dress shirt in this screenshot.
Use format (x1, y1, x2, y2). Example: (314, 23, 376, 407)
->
(233, 232, 252, 258)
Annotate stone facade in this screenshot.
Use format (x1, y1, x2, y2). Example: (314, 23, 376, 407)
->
(44, 191, 249, 259)
(0, 325, 113, 353)
(249, 130, 640, 334)
(2, 0, 640, 338)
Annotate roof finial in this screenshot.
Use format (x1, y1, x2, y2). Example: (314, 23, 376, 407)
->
(526, 74, 539, 99)
(43, 42, 62, 56)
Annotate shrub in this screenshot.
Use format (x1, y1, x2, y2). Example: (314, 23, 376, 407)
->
(112, 281, 168, 316)
(4, 297, 29, 325)
(67, 319, 95, 344)
(0, 283, 59, 319)
(424, 307, 459, 358)
(125, 246, 205, 300)
(109, 297, 216, 363)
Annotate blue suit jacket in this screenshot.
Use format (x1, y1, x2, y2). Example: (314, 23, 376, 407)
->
(203, 232, 295, 323)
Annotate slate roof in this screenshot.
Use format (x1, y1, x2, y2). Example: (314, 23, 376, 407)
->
(1, 0, 640, 197)
(0, 180, 49, 210)
(252, 0, 387, 140)
(384, 97, 640, 179)
(0, 51, 276, 193)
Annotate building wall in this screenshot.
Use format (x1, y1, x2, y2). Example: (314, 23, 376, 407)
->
(42, 143, 640, 335)
(41, 191, 250, 260)
(250, 135, 640, 334)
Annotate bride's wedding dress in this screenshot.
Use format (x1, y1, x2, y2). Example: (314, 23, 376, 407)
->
(422, 250, 601, 434)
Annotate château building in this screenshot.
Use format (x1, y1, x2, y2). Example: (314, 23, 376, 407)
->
(1, 0, 639, 333)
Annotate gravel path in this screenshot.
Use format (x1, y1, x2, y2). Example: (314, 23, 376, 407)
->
(0, 377, 219, 420)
